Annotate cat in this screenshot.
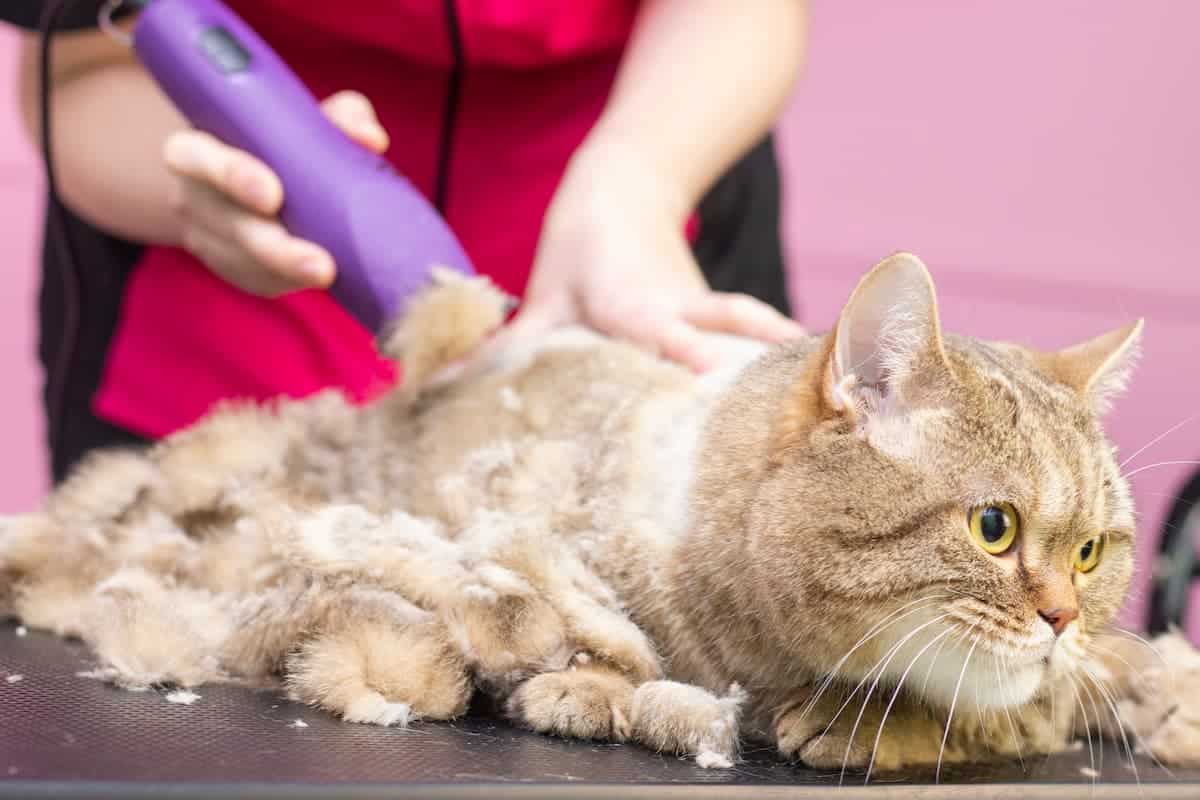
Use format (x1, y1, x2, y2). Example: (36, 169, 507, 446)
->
(2, 252, 1198, 775)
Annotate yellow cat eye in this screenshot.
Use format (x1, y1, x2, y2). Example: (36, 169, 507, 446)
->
(1074, 537, 1103, 573)
(968, 502, 1020, 555)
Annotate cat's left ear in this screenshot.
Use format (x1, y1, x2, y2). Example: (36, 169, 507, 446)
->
(823, 251, 956, 421)
(1035, 320, 1144, 414)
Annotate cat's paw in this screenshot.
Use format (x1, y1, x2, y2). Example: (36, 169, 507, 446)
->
(629, 680, 744, 769)
(341, 692, 414, 727)
(285, 618, 472, 725)
(1112, 631, 1200, 767)
(506, 664, 635, 742)
(773, 689, 937, 773)
(774, 697, 878, 770)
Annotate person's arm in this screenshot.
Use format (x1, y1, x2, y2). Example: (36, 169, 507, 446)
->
(583, 0, 808, 224)
(508, 0, 808, 372)
(17, 24, 190, 245)
(16, 23, 386, 296)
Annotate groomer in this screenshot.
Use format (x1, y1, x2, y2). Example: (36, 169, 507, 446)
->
(1, 0, 807, 483)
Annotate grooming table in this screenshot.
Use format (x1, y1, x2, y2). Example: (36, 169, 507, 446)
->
(2, 622, 1197, 799)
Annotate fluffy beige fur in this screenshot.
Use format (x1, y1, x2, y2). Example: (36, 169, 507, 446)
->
(2, 254, 1198, 776)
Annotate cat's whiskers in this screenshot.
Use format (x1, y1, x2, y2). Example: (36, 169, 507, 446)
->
(796, 593, 948, 725)
(816, 606, 948, 741)
(1078, 662, 1144, 795)
(920, 623, 973, 698)
(943, 588, 1035, 644)
(835, 613, 953, 785)
(998, 653, 1026, 771)
(1118, 411, 1200, 470)
(1106, 628, 1169, 674)
(1121, 460, 1200, 482)
(1075, 648, 1175, 779)
(863, 625, 957, 784)
(1076, 672, 1107, 776)
(936, 629, 982, 783)
(1065, 671, 1098, 786)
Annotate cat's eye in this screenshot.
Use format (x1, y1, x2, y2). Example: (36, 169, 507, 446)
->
(1074, 536, 1103, 573)
(968, 503, 1019, 555)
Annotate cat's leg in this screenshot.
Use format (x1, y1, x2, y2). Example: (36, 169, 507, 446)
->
(0, 449, 161, 594)
(627, 679, 746, 768)
(773, 674, 1102, 775)
(284, 613, 472, 727)
(507, 665, 745, 767)
(770, 682, 1000, 774)
(1073, 628, 1200, 767)
(67, 566, 234, 689)
(505, 659, 637, 742)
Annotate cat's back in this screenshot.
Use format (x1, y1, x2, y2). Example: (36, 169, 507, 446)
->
(375, 327, 700, 519)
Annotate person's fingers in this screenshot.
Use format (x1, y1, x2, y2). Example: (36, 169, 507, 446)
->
(597, 303, 716, 373)
(172, 180, 335, 291)
(164, 130, 285, 216)
(179, 225, 294, 297)
(321, 90, 390, 153)
(649, 316, 719, 373)
(682, 291, 805, 343)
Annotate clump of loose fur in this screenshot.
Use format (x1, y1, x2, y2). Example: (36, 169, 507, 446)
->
(379, 266, 513, 393)
(2, 254, 1199, 776)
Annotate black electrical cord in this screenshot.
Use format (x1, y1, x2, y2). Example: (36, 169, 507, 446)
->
(35, 0, 145, 478)
(434, 0, 464, 216)
(37, 0, 84, 476)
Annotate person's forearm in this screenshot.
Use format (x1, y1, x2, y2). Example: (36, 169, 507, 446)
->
(18, 29, 189, 245)
(578, 0, 807, 217)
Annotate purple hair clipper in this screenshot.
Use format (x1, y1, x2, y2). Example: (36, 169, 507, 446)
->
(127, 0, 477, 333)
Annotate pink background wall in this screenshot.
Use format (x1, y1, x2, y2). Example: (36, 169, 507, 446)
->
(0, 26, 48, 511)
(1, 3, 1197, 631)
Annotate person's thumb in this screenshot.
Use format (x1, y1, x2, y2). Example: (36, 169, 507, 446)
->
(321, 90, 389, 153)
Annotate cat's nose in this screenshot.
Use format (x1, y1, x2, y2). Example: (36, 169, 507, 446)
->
(1038, 606, 1079, 636)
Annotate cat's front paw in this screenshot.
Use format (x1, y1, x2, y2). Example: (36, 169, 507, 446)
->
(341, 693, 414, 727)
(775, 694, 878, 770)
(506, 663, 635, 742)
(773, 688, 943, 774)
(1113, 631, 1200, 767)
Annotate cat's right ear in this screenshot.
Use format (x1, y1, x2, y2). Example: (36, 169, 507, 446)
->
(823, 252, 955, 424)
(1032, 319, 1144, 415)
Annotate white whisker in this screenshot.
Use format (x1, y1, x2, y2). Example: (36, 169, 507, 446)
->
(998, 653, 1025, 771)
(1078, 654, 1175, 779)
(920, 624, 970, 698)
(1119, 412, 1200, 470)
(799, 594, 947, 725)
(936, 632, 981, 783)
(1106, 628, 1168, 673)
(1080, 665, 1143, 797)
(864, 626, 956, 783)
(837, 613, 951, 785)
(1121, 460, 1200, 482)
(1078, 674, 1107, 776)
(1066, 672, 1097, 786)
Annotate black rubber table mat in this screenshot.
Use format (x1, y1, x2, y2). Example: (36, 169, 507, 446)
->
(3, 621, 1198, 799)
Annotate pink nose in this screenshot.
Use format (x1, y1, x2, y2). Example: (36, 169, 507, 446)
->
(1038, 607, 1079, 636)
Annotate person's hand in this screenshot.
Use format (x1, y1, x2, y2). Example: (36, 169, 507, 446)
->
(161, 90, 388, 296)
(503, 141, 804, 372)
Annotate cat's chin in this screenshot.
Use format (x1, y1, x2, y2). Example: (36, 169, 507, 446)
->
(876, 618, 1055, 714)
(914, 642, 1049, 712)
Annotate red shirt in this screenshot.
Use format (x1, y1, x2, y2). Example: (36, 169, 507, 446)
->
(93, 0, 642, 437)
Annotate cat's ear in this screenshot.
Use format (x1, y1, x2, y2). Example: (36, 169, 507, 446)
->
(1035, 320, 1144, 414)
(823, 252, 954, 421)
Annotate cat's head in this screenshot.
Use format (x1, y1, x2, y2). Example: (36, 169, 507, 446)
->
(705, 253, 1142, 712)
